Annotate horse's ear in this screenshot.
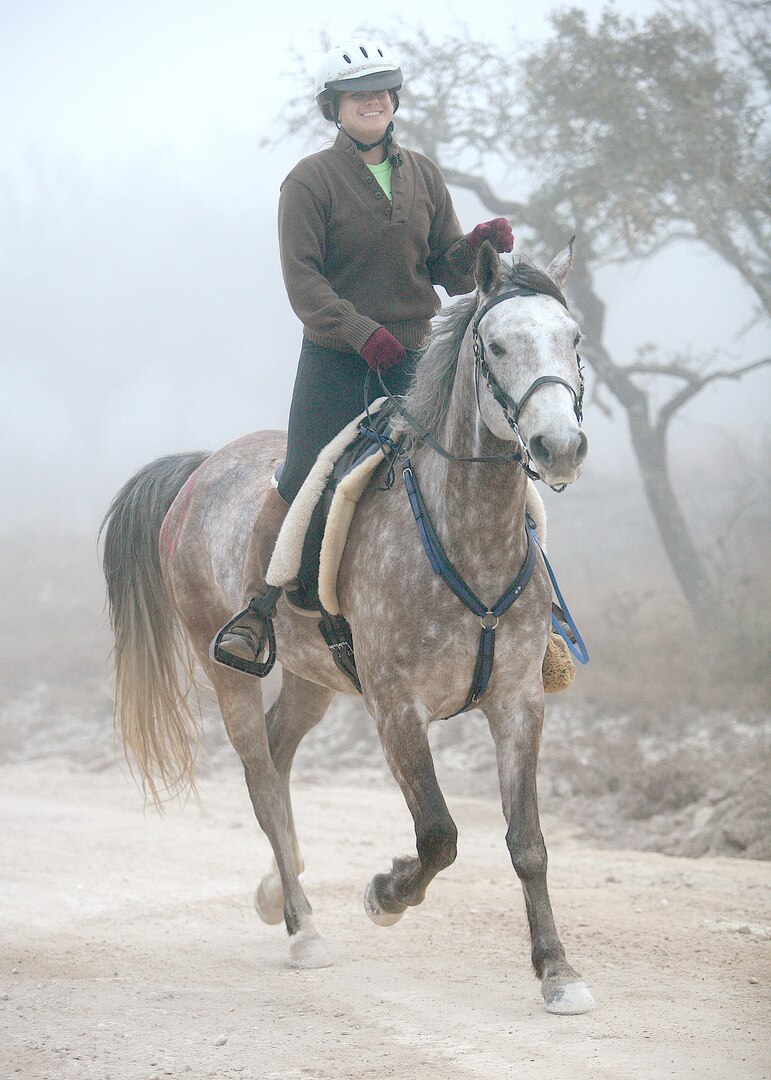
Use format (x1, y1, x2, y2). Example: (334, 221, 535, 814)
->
(474, 240, 501, 295)
(544, 236, 575, 289)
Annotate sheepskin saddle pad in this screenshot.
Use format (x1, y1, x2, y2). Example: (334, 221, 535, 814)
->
(265, 399, 393, 615)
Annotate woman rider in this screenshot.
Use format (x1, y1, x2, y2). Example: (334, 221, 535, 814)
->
(212, 39, 514, 673)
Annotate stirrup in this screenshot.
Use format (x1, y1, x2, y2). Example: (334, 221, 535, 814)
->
(209, 587, 282, 677)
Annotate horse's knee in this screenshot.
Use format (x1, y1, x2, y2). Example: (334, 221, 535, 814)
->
(417, 818, 458, 873)
(506, 829, 547, 881)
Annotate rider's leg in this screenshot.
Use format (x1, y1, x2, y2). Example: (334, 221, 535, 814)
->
(211, 339, 420, 673)
(276, 340, 419, 504)
(213, 485, 291, 666)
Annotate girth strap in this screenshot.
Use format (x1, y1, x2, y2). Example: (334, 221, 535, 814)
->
(403, 459, 537, 713)
(318, 609, 362, 692)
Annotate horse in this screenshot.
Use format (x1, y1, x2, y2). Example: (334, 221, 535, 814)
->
(101, 239, 594, 1014)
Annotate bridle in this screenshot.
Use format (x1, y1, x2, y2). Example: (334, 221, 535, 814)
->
(370, 283, 585, 491)
(471, 286, 585, 490)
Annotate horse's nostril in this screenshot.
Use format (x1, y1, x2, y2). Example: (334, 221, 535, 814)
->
(575, 432, 588, 466)
(529, 435, 551, 466)
(530, 431, 587, 471)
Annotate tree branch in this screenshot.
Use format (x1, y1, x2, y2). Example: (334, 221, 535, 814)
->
(439, 168, 527, 219)
(655, 356, 771, 431)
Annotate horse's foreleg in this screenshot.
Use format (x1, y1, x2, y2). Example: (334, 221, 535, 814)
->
(364, 705, 458, 925)
(255, 671, 335, 926)
(486, 692, 595, 1014)
(205, 662, 332, 969)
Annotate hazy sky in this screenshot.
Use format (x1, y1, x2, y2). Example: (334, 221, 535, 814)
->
(2, 0, 664, 175)
(1, 0, 768, 523)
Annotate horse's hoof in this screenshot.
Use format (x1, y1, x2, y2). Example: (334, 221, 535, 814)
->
(289, 931, 332, 969)
(254, 880, 284, 925)
(543, 979, 596, 1015)
(363, 881, 405, 927)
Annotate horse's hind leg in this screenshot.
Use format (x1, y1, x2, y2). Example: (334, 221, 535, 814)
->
(364, 704, 458, 925)
(205, 662, 332, 969)
(485, 693, 595, 1014)
(254, 671, 335, 926)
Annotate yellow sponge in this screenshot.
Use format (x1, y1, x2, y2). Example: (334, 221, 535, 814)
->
(542, 632, 576, 693)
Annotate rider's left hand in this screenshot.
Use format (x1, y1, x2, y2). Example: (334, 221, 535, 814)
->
(468, 218, 514, 254)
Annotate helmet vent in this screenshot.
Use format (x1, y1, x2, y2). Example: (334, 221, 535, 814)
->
(343, 53, 351, 63)
(361, 47, 369, 57)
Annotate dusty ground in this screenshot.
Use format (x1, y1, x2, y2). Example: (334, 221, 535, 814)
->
(1, 760, 769, 1080)
(1, 523, 769, 1078)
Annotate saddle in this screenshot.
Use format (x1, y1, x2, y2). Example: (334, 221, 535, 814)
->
(266, 399, 393, 603)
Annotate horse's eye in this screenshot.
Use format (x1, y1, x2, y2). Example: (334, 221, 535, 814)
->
(574, 334, 582, 348)
(488, 340, 505, 358)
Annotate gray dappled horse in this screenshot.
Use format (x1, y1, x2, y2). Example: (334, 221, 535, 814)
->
(102, 241, 594, 1014)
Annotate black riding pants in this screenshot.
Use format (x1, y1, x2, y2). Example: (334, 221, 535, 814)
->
(276, 338, 421, 505)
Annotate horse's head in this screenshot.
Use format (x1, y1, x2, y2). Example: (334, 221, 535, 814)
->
(472, 240, 588, 489)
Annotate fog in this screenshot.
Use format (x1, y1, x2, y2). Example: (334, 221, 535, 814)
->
(1, 0, 769, 915)
(1, 0, 769, 735)
(2, 0, 767, 529)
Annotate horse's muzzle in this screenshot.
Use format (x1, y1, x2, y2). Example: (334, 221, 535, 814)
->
(528, 429, 588, 487)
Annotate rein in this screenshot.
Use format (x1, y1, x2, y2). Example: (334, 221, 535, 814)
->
(369, 367, 524, 465)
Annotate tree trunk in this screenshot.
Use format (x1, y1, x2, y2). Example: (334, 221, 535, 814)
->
(567, 259, 716, 621)
(625, 414, 715, 621)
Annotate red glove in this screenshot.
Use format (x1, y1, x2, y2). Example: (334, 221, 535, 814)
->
(468, 218, 514, 253)
(360, 327, 406, 372)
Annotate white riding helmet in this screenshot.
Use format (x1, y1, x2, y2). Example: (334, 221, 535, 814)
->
(315, 40, 403, 121)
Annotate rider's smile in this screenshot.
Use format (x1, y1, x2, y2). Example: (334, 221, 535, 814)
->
(337, 89, 394, 147)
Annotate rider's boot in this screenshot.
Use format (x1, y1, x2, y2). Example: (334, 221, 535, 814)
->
(210, 486, 290, 676)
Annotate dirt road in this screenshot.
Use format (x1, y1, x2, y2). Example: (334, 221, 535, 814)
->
(1, 761, 769, 1080)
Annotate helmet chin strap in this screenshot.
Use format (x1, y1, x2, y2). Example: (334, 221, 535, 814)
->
(338, 120, 394, 153)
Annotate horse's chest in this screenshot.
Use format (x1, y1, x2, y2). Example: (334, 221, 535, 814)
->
(343, 495, 548, 708)
(350, 560, 544, 706)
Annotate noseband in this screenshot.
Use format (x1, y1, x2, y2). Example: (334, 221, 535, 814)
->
(471, 287, 585, 489)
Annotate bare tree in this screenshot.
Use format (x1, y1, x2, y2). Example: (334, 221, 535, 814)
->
(721, 0, 771, 91)
(274, 6, 770, 620)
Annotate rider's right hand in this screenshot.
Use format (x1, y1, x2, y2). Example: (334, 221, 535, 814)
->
(361, 328, 407, 372)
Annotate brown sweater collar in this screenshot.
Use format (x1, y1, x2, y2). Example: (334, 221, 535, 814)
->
(333, 128, 403, 167)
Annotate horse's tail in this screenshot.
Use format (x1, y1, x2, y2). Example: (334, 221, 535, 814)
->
(100, 451, 210, 805)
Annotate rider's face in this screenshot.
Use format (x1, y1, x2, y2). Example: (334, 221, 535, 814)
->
(337, 89, 393, 144)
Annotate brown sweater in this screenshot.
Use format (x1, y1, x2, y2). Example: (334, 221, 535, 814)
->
(278, 130, 477, 354)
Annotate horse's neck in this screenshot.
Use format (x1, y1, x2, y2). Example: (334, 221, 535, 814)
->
(415, 349, 529, 578)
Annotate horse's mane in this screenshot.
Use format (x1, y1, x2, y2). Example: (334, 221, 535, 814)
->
(394, 257, 565, 446)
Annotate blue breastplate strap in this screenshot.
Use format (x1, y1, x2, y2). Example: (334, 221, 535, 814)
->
(403, 459, 538, 714)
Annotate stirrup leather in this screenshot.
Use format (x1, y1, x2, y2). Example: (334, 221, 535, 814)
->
(210, 587, 282, 677)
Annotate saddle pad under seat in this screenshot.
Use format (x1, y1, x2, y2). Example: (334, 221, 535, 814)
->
(317, 449, 389, 615)
(265, 398, 388, 590)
